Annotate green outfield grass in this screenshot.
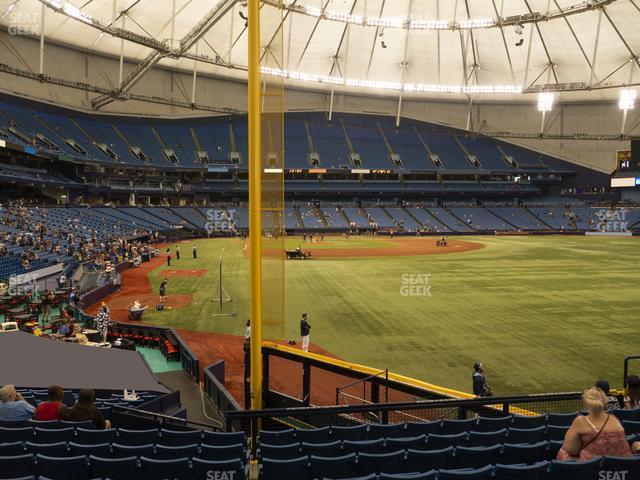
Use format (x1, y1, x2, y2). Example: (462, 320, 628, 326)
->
(142, 235, 640, 395)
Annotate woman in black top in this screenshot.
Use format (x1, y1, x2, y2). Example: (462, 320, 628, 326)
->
(65, 389, 110, 430)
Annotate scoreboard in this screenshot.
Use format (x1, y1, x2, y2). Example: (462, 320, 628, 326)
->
(617, 150, 632, 171)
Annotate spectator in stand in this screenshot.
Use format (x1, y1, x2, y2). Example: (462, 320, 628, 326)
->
(69, 288, 78, 309)
(0, 384, 35, 421)
(472, 362, 492, 397)
(624, 375, 640, 409)
(595, 379, 621, 410)
(34, 385, 67, 421)
(41, 290, 54, 324)
(65, 389, 110, 430)
(558, 387, 634, 460)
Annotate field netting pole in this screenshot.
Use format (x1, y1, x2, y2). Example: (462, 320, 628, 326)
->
(248, 0, 263, 413)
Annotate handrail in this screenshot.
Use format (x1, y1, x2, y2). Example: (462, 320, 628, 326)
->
(226, 391, 583, 423)
(112, 404, 222, 431)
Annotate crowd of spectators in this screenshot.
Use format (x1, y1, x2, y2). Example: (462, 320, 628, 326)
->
(0, 201, 158, 272)
(0, 384, 110, 429)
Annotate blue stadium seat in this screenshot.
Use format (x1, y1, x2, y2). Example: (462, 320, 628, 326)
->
(36, 454, 88, 480)
(502, 442, 549, 465)
(601, 455, 640, 478)
(111, 442, 155, 458)
(261, 456, 309, 480)
(385, 434, 428, 451)
(140, 456, 190, 480)
(357, 450, 405, 475)
(75, 428, 117, 445)
(89, 455, 138, 480)
(405, 421, 442, 437)
(511, 416, 547, 430)
(34, 427, 75, 444)
(476, 416, 513, 432)
(154, 443, 199, 460)
(28, 420, 60, 430)
(622, 420, 640, 435)
(547, 441, 563, 460)
(453, 444, 501, 469)
(159, 428, 202, 446)
(301, 440, 342, 457)
(259, 442, 301, 460)
(260, 429, 296, 446)
(404, 447, 454, 471)
(0, 420, 29, 428)
(546, 426, 569, 441)
(442, 419, 477, 435)
(0, 441, 26, 455)
(547, 413, 579, 427)
(68, 442, 111, 457)
(342, 438, 385, 454)
(59, 420, 93, 430)
(380, 473, 436, 480)
(199, 443, 247, 462)
(25, 441, 68, 457)
(0, 427, 34, 443)
(309, 453, 357, 479)
(612, 408, 640, 422)
(427, 432, 467, 449)
(368, 423, 407, 439)
(0, 454, 35, 479)
(202, 430, 247, 447)
(117, 427, 159, 446)
(467, 429, 507, 447)
(551, 457, 600, 479)
(296, 426, 331, 443)
(438, 465, 494, 479)
(325, 475, 376, 480)
(332, 424, 368, 441)
(191, 458, 247, 480)
(507, 427, 546, 444)
(495, 461, 549, 479)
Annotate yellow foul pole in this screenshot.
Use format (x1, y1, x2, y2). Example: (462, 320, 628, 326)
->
(248, 0, 262, 411)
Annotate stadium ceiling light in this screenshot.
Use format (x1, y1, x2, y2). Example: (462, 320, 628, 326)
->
(275, 0, 619, 31)
(40, 0, 93, 23)
(619, 89, 636, 110)
(260, 67, 522, 95)
(537, 92, 555, 112)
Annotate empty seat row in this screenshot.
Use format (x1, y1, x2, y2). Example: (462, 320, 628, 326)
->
(261, 455, 640, 480)
(260, 424, 574, 446)
(262, 440, 566, 467)
(0, 440, 247, 461)
(0, 427, 246, 447)
(0, 453, 247, 480)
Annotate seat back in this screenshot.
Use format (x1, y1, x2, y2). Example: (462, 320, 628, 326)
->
(467, 428, 507, 447)
(140, 456, 190, 480)
(309, 453, 357, 480)
(441, 419, 477, 435)
(261, 456, 309, 480)
(191, 458, 246, 480)
(453, 444, 501, 469)
(36, 454, 88, 480)
(551, 457, 600, 480)
(438, 464, 494, 479)
(405, 447, 454, 472)
(296, 426, 331, 444)
(0, 454, 36, 479)
(260, 429, 296, 446)
(495, 461, 549, 479)
(476, 416, 513, 432)
(199, 443, 247, 462)
(89, 455, 138, 480)
(332, 424, 368, 441)
(159, 428, 202, 446)
(356, 450, 405, 476)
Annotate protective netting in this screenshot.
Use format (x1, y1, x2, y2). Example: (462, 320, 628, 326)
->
(260, 0, 285, 340)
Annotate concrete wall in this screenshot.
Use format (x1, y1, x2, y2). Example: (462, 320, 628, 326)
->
(0, 31, 630, 174)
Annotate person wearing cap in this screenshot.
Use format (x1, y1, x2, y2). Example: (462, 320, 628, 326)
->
(624, 375, 640, 409)
(472, 362, 492, 397)
(300, 313, 311, 352)
(595, 380, 621, 410)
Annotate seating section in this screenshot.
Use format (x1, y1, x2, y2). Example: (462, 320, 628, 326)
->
(0, 96, 586, 179)
(0, 425, 248, 480)
(258, 415, 640, 479)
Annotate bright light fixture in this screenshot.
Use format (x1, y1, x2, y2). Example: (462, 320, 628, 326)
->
(619, 89, 636, 110)
(261, 67, 522, 95)
(537, 92, 555, 112)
